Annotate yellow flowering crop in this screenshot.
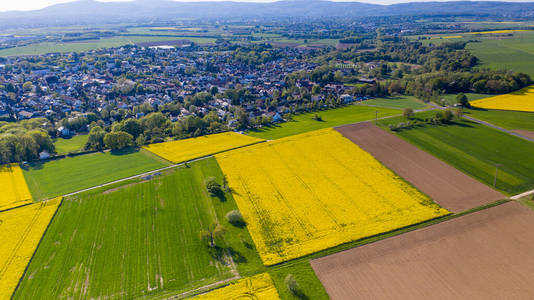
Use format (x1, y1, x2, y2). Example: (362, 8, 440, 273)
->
(0, 164, 33, 211)
(468, 30, 530, 34)
(470, 86, 534, 112)
(192, 273, 280, 300)
(143, 132, 263, 163)
(0, 197, 61, 299)
(216, 128, 449, 265)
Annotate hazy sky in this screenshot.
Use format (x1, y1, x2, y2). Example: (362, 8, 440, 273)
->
(2, 0, 534, 12)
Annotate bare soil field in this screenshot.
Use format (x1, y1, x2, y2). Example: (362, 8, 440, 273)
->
(336, 122, 504, 212)
(311, 201, 534, 300)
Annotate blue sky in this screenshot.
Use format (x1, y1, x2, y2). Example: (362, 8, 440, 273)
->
(2, 0, 533, 12)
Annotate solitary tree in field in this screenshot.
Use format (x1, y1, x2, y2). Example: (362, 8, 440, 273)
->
(456, 93, 470, 108)
(205, 177, 223, 197)
(200, 223, 226, 248)
(285, 274, 303, 297)
(403, 108, 414, 120)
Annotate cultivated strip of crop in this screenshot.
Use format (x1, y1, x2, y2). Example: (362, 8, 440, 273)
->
(191, 273, 280, 299)
(143, 132, 264, 163)
(470, 85, 534, 112)
(0, 198, 61, 299)
(0, 164, 33, 211)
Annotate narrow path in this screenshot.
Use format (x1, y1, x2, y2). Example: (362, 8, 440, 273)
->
(511, 189, 534, 200)
(462, 115, 534, 143)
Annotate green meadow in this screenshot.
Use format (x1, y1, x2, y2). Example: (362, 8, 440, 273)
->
(22, 148, 170, 200)
(53, 135, 89, 154)
(0, 36, 215, 56)
(465, 108, 534, 131)
(15, 158, 261, 299)
(362, 95, 430, 109)
(247, 105, 400, 140)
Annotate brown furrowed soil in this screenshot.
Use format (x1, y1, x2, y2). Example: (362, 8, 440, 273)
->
(311, 201, 534, 300)
(336, 122, 504, 212)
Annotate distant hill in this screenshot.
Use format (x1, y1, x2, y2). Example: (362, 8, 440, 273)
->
(1, 0, 534, 27)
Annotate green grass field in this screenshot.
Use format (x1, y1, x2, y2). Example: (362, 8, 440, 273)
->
(53, 135, 89, 154)
(0, 36, 215, 56)
(379, 114, 534, 195)
(247, 105, 400, 140)
(466, 31, 534, 77)
(21, 148, 170, 201)
(362, 95, 430, 109)
(464, 108, 534, 131)
(14, 158, 261, 299)
(441, 93, 492, 105)
(269, 260, 329, 300)
(417, 31, 534, 77)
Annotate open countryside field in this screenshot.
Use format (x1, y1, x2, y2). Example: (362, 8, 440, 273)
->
(193, 273, 280, 299)
(247, 105, 400, 140)
(0, 164, 33, 211)
(0, 36, 216, 57)
(311, 201, 534, 300)
(0, 198, 61, 299)
(53, 135, 89, 154)
(379, 115, 534, 195)
(362, 95, 430, 109)
(419, 31, 534, 77)
(465, 108, 534, 131)
(143, 132, 263, 163)
(15, 158, 261, 299)
(337, 122, 504, 213)
(466, 31, 534, 77)
(216, 129, 449, 265)
(22, 148, 170, 201)
(470, 85, 534, 112)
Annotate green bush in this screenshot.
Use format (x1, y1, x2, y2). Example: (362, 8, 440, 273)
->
(226, 210, 245, 226)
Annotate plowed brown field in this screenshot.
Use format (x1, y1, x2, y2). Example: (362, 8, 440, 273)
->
(311, 201, 534, 300)
(336, 122, 504, 212)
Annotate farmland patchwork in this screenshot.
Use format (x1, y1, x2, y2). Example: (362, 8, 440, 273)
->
(216, 128, 449, 265)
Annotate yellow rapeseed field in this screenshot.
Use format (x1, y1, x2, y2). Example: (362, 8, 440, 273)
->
(470, 86, 534, 112)
(468, 29, 530, 34)
(0, 197, 61, 299)
(0, 164, 33, 211)
(192, 273, 279, 300)
(216, 128, 449, 265)
(143, 132, 263, 163)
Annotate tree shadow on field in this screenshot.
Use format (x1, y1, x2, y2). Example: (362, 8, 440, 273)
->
(227, 247, 247, 264)
(208, 245, 227, 263)
(110, 147, 139, 156)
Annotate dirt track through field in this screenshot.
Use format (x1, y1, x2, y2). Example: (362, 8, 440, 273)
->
(336, 122, 504, 212)
(311, 201, 534, 300)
